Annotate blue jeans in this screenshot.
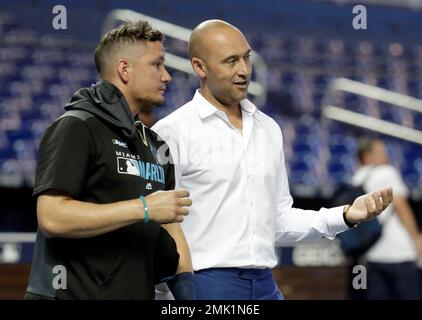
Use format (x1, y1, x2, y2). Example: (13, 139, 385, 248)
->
(194, 268, 284, 300)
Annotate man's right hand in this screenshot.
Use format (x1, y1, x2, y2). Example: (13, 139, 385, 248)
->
(144, 189, 192, 223)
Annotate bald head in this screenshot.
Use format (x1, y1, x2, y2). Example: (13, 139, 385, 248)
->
(188, 20, 245, 60)
(188, 19, 252, 109)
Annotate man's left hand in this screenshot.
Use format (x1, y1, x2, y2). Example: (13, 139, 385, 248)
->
(346, 187, 393, 224)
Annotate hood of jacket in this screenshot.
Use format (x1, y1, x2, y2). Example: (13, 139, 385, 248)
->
(64, 80, 139, 145)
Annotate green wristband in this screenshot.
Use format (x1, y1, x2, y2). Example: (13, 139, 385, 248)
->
(140, 196, 148, 223)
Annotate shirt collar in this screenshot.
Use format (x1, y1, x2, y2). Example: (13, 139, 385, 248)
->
(193, 89, 257, 120)
(240, 98, 257, 114)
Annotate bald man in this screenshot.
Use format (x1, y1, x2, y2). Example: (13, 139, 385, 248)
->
(25, 21, 195, 300)
(152, 20, 393, 300)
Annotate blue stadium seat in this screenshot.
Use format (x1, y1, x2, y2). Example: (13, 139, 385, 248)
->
(0, 9, 421, 195)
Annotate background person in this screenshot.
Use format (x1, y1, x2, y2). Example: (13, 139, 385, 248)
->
(352, 137, 422, 300)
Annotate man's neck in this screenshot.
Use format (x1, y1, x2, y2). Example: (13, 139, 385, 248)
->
(199, 87, 242, 119)
(200, 90, 243, 131)
(124, 94, 140, 116)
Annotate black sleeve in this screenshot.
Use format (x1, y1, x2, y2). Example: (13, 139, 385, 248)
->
(159, 139, 175, 191)
(154, 227, 179, 285)
(151, 129, 175, 191)
(33, 117, 93, 198)
(165, 156, 175, 191)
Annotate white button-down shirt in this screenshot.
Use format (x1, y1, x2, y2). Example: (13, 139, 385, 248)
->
(153, 90, 349, 271)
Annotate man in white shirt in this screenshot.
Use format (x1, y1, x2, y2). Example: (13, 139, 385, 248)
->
(352, 137, 422, 299)
(152, 19, 393, 300)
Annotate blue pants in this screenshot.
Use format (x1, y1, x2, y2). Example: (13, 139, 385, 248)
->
(367, 261, 420, 300)
(194, 268, 284, 300)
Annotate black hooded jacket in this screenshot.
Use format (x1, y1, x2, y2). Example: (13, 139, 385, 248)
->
(64, 80, 139, 147)
(26, 80, 179, 299)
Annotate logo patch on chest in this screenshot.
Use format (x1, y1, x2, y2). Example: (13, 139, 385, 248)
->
(116, 157, 165, 184)
(117, 158, 140, 176)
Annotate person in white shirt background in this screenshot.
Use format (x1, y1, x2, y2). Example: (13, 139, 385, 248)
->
(152, 19, 393, 300)
(352, 137, 422, 300)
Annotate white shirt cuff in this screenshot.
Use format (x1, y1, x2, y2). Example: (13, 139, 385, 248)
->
(324, 205, 350, 238)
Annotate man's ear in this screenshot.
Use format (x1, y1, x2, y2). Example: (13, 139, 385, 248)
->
(191, 57, 207, 79)
(117, 59, 130, 83)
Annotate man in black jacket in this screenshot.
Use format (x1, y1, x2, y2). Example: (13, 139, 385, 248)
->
(25, 20, 195, 300)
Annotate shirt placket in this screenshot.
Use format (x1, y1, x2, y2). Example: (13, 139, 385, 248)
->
(217, 110, 259, 265)
(242, 112, 259, 266)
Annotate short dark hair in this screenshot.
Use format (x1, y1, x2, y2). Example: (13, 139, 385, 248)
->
(94, 20, 163, 76)
(357, 137, 378, 163)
